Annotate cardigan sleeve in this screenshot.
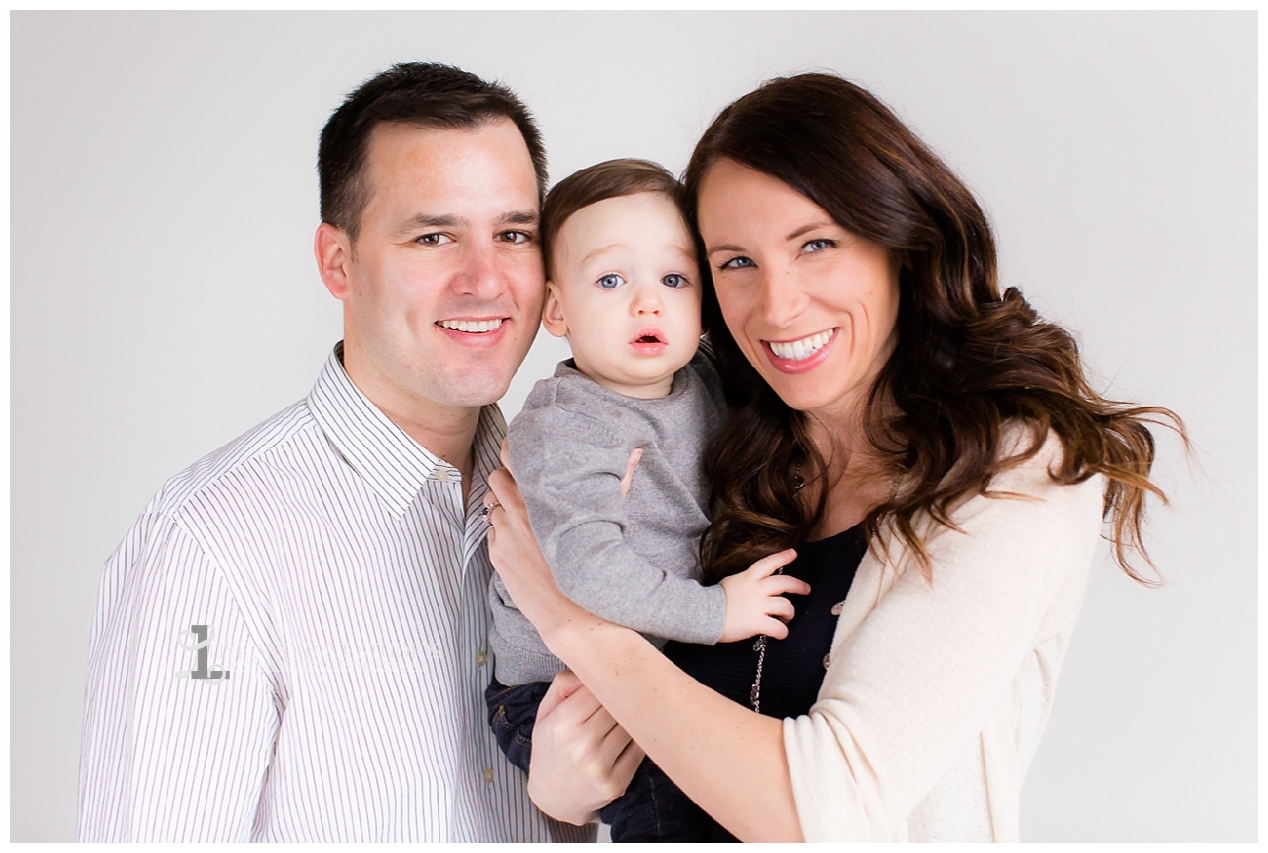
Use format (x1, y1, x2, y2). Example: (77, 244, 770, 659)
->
(782, 431, 1105, 841)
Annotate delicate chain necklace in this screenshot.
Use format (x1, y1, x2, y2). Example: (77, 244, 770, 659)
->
(747, 461, 897, 713)
(749, 461, 805, 713)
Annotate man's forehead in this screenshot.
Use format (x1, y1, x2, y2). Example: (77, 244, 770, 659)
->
(356, 119, 539, 232)
(363, 120, 534, 187)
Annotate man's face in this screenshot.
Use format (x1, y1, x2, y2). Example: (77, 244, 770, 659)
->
(327, 120, 544, 416)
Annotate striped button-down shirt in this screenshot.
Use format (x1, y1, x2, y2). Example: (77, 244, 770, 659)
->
(78, 345, 591, 842)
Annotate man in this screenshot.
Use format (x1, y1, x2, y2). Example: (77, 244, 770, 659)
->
(78, 62, 639, 842)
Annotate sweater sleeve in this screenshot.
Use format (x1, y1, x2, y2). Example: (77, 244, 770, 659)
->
(782, 431, 1104, 841)
(507, 403, 726, 645)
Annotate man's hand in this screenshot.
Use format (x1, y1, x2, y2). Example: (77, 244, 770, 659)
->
(526, 670, 645, 825)
(718, 549, 808, 643)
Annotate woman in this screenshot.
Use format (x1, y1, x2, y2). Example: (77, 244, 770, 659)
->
(486, 73, 1179, 842)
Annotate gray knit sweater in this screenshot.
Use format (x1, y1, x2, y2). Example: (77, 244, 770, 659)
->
(488, 351, 729, 685)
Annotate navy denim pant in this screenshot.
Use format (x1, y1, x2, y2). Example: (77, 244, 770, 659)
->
(484, 677, 731, 842)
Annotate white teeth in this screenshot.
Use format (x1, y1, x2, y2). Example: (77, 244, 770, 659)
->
(439, 319, 503, 333)
(769, 330, 832, 361)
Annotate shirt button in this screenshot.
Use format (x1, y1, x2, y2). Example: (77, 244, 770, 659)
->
(483, 767, 494, 784)
(435, 467, 451, 481)
(475, 650, 488, 667)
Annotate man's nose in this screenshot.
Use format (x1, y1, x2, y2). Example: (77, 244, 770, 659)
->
(452, 239, 507, 299)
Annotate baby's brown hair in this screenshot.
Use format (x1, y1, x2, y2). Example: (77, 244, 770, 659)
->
(541, 158, 690, 282)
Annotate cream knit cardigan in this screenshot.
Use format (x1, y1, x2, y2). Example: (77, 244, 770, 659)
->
(783, 430, 1104, 842)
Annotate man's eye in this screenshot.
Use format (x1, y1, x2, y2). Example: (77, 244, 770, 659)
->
(662, 273, 688, 289)
(499, 230, 532, 245)
(718, 255, 754, 270)
(597, 274, 625, 289)
(417, 233, 452, 246)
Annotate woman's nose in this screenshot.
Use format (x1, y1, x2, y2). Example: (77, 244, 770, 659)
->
(756, 266, 807, 329)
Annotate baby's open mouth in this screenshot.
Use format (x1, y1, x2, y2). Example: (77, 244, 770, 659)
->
(631, 328, 668, 354)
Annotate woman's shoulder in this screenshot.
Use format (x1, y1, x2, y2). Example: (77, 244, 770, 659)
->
(988, 421, 1084, 496)
(930, 421, 1104, 544)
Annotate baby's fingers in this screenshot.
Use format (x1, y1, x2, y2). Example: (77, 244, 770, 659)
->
(765, 596, 796, 624)
(762, 616, 792, 641)
(745, 549, 797, 578)
(766, 575, 811, 598)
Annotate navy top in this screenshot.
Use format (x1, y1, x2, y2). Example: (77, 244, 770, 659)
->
(662, 524, 867, 841)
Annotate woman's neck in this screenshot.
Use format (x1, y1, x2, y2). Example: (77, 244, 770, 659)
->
(804, 402, 897, 540)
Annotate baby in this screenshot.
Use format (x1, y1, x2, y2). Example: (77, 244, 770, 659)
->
(486, 159, 801, 842)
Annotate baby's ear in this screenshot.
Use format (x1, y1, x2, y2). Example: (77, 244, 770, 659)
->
(541, 281, 569, 338)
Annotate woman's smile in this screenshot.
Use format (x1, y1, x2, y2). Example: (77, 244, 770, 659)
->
(762, 328, 838, 372)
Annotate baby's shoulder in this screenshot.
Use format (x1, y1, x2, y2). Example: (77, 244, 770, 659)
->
(512, 373, 629, 450)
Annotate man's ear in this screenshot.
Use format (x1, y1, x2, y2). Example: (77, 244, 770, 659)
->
(541, 281, 569, 338)
(315, 222, 353, 300)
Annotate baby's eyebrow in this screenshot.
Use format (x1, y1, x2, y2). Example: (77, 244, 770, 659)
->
(580, 243, 621, 265)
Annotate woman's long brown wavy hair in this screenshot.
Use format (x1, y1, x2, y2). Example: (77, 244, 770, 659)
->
(687, 73, 1183, 585)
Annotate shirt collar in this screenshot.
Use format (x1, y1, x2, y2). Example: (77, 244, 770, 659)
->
(307, 343, 507, 518)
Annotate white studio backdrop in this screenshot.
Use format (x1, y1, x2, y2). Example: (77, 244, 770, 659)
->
(10, 11, 1255, 842)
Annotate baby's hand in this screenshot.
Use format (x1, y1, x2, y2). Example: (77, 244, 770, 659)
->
(718, 549, 809, 643)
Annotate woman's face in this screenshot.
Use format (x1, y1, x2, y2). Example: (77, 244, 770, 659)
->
(697, 159, 901, 421)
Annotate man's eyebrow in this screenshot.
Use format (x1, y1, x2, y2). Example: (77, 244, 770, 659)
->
(397, 213, 466, 235)
(500, 210, 539, 227)
(396, 211, 539, 236)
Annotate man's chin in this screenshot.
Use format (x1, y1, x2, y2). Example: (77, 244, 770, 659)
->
(431, 371, 516, 410)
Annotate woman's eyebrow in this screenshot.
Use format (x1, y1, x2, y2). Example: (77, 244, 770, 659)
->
(785, 221, 835, 241)
(706, 243, 745, 257)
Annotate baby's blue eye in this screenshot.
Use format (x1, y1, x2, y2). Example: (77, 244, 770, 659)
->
(662, 273, 688, 289)
(597, 274, 625, 289)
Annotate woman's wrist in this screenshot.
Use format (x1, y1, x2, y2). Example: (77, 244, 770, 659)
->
(535, 599, 598, 662)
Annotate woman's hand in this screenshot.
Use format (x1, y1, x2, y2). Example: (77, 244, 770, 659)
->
(486, 443, 645, 642)
(485, 465, 582, 643)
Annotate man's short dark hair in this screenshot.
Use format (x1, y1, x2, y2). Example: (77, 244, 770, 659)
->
(319, 62, 548, 241)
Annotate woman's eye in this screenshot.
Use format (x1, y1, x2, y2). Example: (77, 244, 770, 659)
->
(803, 238, 835, 252)
(661, 273, 688, 289)
(718, 255, 754, 271)
(597, 274, 625, 289)
(417, 233, 453, 246)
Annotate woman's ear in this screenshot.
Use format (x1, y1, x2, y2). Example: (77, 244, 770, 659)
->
(541, 282, 569, 338)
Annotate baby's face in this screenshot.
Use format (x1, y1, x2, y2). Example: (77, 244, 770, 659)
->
(544, 192, 702, 399)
